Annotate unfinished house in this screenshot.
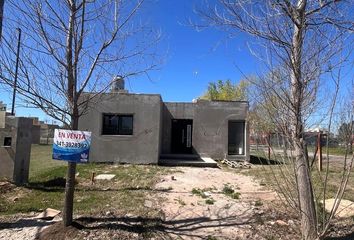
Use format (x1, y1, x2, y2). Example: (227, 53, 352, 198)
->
(0, 102, 32, 184)
(79, 79, 249, 166)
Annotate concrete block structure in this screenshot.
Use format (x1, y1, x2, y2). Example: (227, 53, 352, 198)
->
(0, 114, 32, 184)
(29, 117, 60, 145)
(79, 88, 249, 165)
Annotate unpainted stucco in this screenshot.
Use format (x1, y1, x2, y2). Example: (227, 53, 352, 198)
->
(162, 100, 249, 161)
(79, 93, 162, 164)
(0, 117, 32, 184)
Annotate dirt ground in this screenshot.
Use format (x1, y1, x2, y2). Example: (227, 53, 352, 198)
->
(152, 168, 276, 239)
(0, 166, 338, 239)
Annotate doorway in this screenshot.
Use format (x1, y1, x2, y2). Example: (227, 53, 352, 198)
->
(171, 119, 193, 154)
(228, 121, 245, 155)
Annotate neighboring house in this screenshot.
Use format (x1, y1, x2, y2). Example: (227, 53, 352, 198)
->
(79, 81, 249, 165)
(29, 117, 60, 145)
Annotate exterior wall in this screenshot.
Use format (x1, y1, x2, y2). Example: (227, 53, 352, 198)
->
(162, 100, 249, 161)
(31, 125, 41, 144)
(0, 116, 32, 184)
(39, 123, 59, 144)
(79, 93, 162, 164)
(194, 100, 249, 160)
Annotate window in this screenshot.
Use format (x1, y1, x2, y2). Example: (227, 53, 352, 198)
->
(102, 114, 133, 135)
(3, 137, 12, 147)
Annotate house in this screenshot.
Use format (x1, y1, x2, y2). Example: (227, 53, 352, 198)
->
(79, 80, 249, 165)
(29, 117, 60, 145)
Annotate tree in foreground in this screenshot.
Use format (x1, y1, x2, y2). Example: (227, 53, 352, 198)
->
(196, 1, 354, 239)
(0, 0, 162, 226)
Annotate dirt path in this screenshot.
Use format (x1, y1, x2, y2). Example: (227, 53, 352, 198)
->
(151, 167, 278, 239)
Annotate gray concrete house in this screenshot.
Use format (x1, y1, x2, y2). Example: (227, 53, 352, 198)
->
(79, 81, 249, 166)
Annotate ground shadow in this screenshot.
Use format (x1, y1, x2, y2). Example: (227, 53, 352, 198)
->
(36, 210, 255, 240)
(250, 155, 282, 165)
(0, 218, 53, 230)
(24, 177, 66, 192)
(82, 213, 253, 239)
(325, 232, 354, 240)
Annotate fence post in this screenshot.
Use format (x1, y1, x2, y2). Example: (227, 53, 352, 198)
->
(317, 131, 323, 171)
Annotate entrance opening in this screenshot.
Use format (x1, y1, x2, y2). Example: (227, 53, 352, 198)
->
(171, 119, 193, 154)
(228, 121, 245, 155)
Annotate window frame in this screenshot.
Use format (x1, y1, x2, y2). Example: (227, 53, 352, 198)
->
(101, 113, 134, 136)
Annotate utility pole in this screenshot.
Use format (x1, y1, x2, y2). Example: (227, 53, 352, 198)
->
(0, 0, 5, 40)
(11, 28, 21, 115)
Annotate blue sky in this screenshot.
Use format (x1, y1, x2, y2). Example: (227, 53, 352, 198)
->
(128, 0, 258, 102)
(0, 0, 351, 128)
(0, 0, 258, 122)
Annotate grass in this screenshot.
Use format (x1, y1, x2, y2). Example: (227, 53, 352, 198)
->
(307, 146, 352, 156)
(222, 184, 241, 199)
(191, 187, 217, 205)
(0, 144, 171, 216)
(244, 153, 354, 203)
(191, 188, 209, 199)
(175, 197, 186, 206)
(29, 144, 66, 178)
(254, 199, 263, 207)
(205, 198, 216, 205)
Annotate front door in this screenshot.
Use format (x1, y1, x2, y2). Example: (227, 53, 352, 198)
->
(228, 121, 245, 155)
(171, 119, 193, 154)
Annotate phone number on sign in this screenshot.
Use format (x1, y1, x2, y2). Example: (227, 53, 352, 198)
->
(55, 141, 88, 148)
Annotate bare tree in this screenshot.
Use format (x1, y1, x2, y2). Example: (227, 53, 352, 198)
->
(196, 1, 354, 239)
(0, 0, 162, 226)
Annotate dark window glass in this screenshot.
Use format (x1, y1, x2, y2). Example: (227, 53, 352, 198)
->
(3, 137, 12, 147)
(102, 114, 133, 135)
(119, 116, 133, 135)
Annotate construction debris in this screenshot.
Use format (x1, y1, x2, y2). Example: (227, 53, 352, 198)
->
(323, 199, 354, 218)
(94, 174, 115, 180)
(34, 208, 61, 220)
(220, 159, 252, 169)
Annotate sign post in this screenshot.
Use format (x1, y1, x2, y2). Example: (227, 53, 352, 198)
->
(52, 129, 91, 226)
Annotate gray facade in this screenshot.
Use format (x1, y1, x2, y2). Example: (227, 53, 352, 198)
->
(79, 92, 249, 164)
(79, 93, 162, 164)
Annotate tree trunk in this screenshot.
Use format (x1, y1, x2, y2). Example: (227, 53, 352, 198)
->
(63, 112, 78, 226)
(294, 141, 318, 240)
(63, 2, 77, 227)
(63, 161, 77, 226)
(291, 1, 318, 239)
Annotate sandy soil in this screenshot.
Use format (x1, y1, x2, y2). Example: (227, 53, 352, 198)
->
(150, 167, 278, 239)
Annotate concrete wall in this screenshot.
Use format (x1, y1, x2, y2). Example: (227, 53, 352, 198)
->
(79, 93, 162, 164)
(31, 125, 40, 144)
(194, 100, 249, 161)
(0, 116, 32, 184)
(162, 100, 249, 161)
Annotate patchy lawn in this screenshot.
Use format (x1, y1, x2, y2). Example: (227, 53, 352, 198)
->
(0, 145, 353, 239)
(29, 144, 66, 179)
(245, 153, 354, 202)
(1, 145, 171, 217)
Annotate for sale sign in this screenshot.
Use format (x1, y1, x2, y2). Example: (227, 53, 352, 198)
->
(53, 129, 91, 163)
